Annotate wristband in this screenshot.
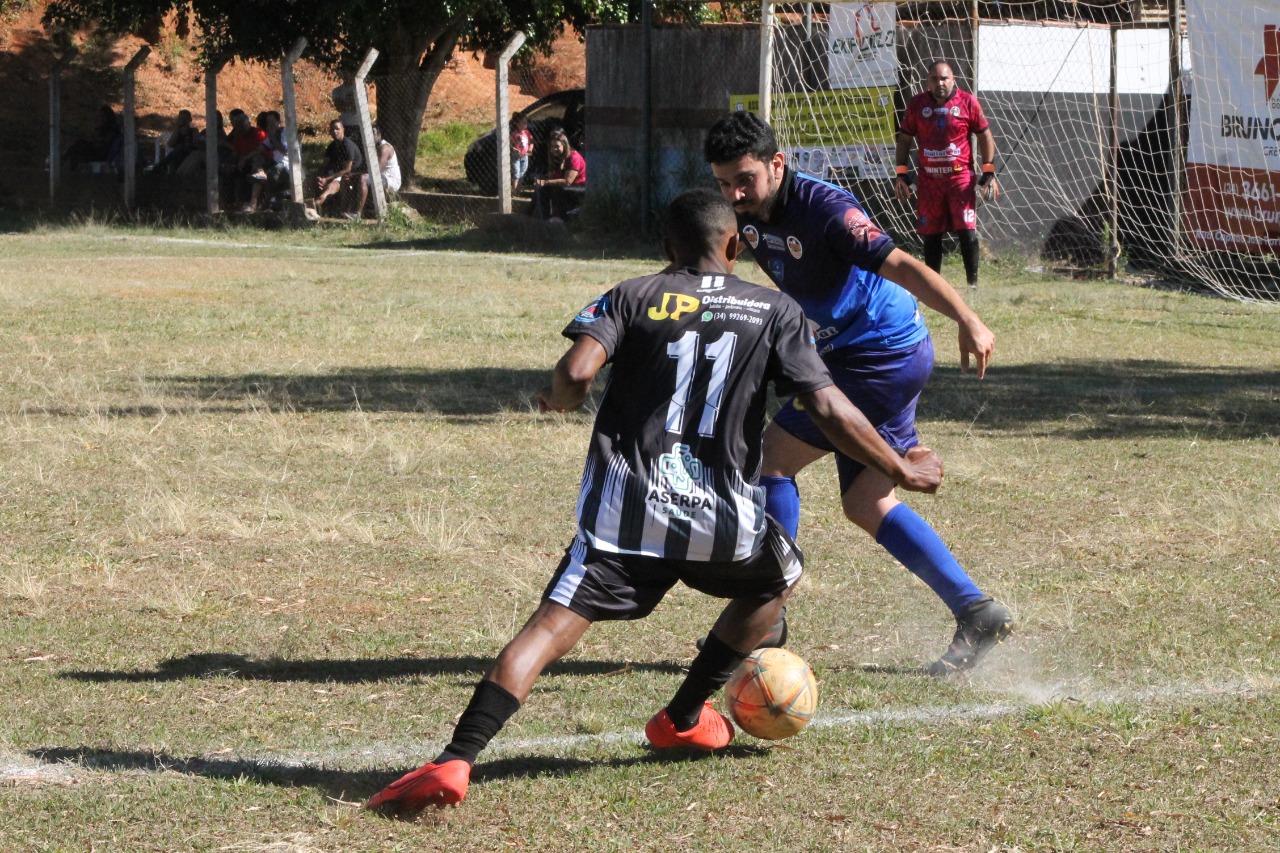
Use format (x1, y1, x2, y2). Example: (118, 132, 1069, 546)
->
(981, 163, 995, 174)
(895, 164, 913, 186)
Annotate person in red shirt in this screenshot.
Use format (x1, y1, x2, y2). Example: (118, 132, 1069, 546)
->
(533, 128, 586, 221)
(894, 61, 1000, 289)
(225, 108, 268, 213)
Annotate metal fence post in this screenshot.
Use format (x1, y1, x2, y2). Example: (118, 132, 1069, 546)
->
(353, 48, 384, 220)
(122, 46, 150, 210)
(496, 32, 527, 214)
(48, 54, 73, 204)
(204, 59, 225, 215)
(281, 37, 308, 222)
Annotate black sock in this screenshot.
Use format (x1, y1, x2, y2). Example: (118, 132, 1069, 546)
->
(958, 230, 980, 286)
(434, 679, 521, 765)
(666, 632, 748, 731)
(922, 234, 944, 273)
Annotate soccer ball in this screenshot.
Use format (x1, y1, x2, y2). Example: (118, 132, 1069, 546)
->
(724, 648, 818, 740)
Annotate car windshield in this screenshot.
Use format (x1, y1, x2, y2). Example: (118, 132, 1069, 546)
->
(526, 101, 568, 122)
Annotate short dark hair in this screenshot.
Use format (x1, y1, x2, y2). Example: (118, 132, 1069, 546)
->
(704, 111, 778, 165)
(664, 188, 737, 261)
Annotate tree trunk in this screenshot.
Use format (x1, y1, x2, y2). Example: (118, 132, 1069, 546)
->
(376, 12, 467, 186)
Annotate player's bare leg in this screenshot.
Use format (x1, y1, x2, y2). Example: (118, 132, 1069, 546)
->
(367, 601, 591, 817)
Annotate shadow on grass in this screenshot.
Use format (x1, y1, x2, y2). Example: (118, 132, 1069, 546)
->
(28, 742, 768, 803)
(19, 360, 1278, 440)
(923, 359, 1280, 440)
(59, 652, 685, 684)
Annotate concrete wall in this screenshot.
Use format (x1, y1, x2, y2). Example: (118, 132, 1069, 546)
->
(585, 23, 761, 223)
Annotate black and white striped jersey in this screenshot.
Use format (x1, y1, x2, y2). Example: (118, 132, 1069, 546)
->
(562, 267, 832, 561)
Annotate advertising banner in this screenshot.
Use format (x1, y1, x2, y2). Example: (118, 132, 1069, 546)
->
(1186, 0, 1280, 253)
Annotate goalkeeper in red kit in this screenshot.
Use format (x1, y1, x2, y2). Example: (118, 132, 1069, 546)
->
(894, 60, 1000, 290)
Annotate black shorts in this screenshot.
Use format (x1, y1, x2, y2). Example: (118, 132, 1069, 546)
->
(542, 517, 804, 622)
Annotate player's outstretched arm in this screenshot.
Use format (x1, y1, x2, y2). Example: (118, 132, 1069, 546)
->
(798, 385, 943, 493)
(877, 248, 995, 378)
(537, 335, 608, 412)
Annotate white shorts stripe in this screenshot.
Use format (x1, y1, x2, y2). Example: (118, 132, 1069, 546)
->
(549, 536, 590, 609)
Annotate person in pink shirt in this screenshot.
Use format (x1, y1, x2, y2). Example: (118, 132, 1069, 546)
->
(533, 128, 586, 220)
(894, 61, 1000, 289)
(510, 112, 533, 194)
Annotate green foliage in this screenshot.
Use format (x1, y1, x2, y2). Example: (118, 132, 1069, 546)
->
(416, 120, 487, 161)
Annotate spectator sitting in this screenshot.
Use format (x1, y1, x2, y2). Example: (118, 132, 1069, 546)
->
(147, 109, 197, 174)
(532, 128, 585, 221)
(62, 104, 122, 172)
(314, 118, 362, 216)
(176, 111, 230, 177)
(244, 111, 291, 212)
(349, 124, 401, 220)
(224, 108, 267, 212)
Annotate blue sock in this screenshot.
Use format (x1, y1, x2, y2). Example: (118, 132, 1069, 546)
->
(761, 476, 800, 539)
(875, 503, 983, 615)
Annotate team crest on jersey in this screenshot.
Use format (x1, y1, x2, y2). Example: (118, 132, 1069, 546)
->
(575, 294, 608, 323)
(922, 106, 932, 118)
(786, 236, 803, 259)
(843, 207, 880, 243)
(742, 225, 760, 249)
(951, 106, 961, 116)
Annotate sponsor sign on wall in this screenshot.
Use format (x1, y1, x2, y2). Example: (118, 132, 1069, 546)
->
(1186, 0, 1280, 253)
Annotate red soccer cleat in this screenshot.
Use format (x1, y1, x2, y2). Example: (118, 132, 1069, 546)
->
(645, 702, 734, 751)
(366, 759, 471, 817)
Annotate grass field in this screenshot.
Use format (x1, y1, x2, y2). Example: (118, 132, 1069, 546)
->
(0, 223, 1277, 852)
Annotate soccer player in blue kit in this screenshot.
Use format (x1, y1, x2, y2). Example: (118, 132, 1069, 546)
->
(704, 112, 1012, 676)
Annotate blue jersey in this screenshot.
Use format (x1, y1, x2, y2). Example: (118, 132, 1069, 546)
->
(737, 168, 929, 354)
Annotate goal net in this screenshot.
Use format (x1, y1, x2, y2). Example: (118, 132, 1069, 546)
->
(762, 0, 1280, 302)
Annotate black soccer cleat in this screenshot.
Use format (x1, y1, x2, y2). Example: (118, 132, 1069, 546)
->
(928, 597, 1013, 677)
(696, 609, 788, 652)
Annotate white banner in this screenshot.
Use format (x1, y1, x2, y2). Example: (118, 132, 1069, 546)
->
(1187, 0, 1280, 170)
(828, 2, 897, 90)
(1184, 0, 1280, 253)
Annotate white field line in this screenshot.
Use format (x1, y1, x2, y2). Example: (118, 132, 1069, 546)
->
(2, 677, 1269, 784)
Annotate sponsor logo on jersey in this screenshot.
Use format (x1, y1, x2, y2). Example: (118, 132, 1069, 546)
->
(768, 257, 785, 284)
(700, 293, 773, 312)
(575, 295, 608, 323)
(698, 275, 727, 292)
(649, 444, 714, 519)
(648, 292, 701, 321)
(786, 236, 803, 259)
(742, 225, 760, 249)
(763, 233, 786, 252)
(702, 311, 713, 321)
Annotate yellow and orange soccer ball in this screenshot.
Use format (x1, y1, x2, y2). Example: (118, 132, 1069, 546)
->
(724, 648, 818, 740)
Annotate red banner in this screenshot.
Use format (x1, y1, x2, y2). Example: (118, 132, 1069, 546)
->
(1185, 163, 1280, 253)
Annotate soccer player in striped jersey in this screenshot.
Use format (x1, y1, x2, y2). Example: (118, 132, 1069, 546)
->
(705, 111, 1012, 679)
(366, 188, 944, 817)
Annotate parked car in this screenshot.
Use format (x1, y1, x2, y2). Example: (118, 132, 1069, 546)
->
(463, 89, 585, 196)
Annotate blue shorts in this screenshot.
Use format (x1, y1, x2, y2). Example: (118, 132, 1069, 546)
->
(772, 336, 934, 494)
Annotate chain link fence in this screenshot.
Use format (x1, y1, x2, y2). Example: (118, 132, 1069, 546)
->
(370, 56, 580, 223)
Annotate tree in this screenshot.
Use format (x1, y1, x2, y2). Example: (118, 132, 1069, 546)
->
(45, 0, 751, 185)
(42, 0, 647, 182)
